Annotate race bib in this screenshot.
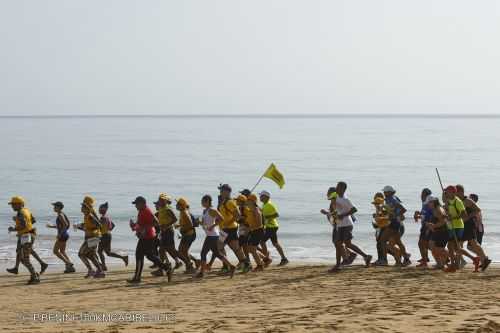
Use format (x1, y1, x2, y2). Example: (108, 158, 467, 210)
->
(20, 234, 32, 245)
(86, 237, 100, 248)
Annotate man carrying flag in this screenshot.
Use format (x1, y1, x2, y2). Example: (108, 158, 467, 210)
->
(259, 190, 289, 266)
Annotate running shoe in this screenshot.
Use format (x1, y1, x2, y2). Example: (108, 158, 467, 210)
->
(253, 265, 264, 272)
(278, 258, 289, 266)
(94, 271, 105, 278)
(6, 267, 18, 275)
(84, 270, 96, 278)
(127, 278, 141, 284)
(64, 265, 76, 274)
(151, 269, 164, 277)
(364, 255, 373, 268)
(27, 274, 40, 285)
(347, 252, 358, 265)
(481, 258, 492, 272)
(123, 256, 129, 267)
(40, 262, 48, 275)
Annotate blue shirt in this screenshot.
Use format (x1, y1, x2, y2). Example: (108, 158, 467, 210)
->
(385, 196, 404, 223)
(421, 204, 433, 229)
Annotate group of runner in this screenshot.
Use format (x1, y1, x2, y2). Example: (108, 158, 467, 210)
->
(5, 180, 492, 284)
(5, 184, 288, 284)
(321, 182, 491, 273)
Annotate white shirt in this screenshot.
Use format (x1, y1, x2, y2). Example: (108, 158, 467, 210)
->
(202, 209, 219, 237)
(335, 196, 354, 228)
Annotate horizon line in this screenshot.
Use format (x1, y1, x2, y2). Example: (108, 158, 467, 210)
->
(0, 113, 499, 119)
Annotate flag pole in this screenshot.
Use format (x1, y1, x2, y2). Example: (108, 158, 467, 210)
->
(250, 173, 265, 193)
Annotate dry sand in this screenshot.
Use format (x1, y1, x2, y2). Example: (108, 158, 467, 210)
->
(1, 264, 499, 333)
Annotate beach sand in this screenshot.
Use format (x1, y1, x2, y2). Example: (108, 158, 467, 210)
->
(1, 264, 499, 333)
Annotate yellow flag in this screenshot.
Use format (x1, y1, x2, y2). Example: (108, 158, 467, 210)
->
(263, 163, 285, 189)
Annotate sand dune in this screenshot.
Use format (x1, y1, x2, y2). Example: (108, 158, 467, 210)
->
(1, 264, 499, 333)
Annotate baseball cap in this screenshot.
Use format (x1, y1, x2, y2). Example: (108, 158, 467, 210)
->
(132, 196, 147, 205)
(8, 196, 25, 205)
(52, 201, 64, 209)
(259, 190, 271, 198)
(424, 195, 438, 205)
(382, 185, 396, 193)
(218, 184, 232, 192)
(240, 189, 251, 196)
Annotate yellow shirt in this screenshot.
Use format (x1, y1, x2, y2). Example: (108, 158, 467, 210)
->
(179, 210, 194, 236)
(158, 206, 176, 229)
(15, 208, 34, 236)
(246, 207, 263, 231)
(219, 199, 239, 230)
(84, 213, 101, 238)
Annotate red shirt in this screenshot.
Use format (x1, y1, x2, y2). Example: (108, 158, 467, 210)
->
(134, 206, 156, 240)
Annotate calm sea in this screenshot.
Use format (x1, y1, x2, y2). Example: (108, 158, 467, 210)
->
(1, 115, 499, 268)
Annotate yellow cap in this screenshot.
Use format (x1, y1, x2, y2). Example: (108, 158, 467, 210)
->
(236, 194, 247, 203)
(8, 196, 25, 205)
(328, 192, 338, 200)
(82, 195, 95, 207)
(158, 193, 172, 202)
(247, 194, 258, 202)
(176, 197, 189, 209)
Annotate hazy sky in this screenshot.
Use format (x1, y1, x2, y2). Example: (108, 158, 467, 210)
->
(1, 1, 499, 115)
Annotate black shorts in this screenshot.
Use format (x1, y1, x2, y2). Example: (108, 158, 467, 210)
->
(248, 228, 264, 246)
(180, 232, 196, 248)
(222, 228, 239, 244)
(431, 229, 448, 248)
(263, 227, 279, 243)
(239, 233, 249, 246)
(160, 228, 175, 248)
(333, 226, 353, 243)
(99, 233, 112, 250)
(419, 227, 431, 242)
(462, 221, 476, 242)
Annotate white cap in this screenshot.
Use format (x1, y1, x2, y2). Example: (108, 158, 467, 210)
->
(382, 185, 396, 193)
(259, 190, 271, 198)
(424, 195, 438, 205)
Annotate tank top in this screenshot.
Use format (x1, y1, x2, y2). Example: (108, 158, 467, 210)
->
(202, 209, 219, 237)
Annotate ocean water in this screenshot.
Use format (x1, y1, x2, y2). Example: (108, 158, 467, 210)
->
(1, 115, 499, 268)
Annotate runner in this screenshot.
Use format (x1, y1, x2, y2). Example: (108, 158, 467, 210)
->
(128, 196, 172, 284)
(380, 185, 411, 266)
(75, 196, 105, 278)
(7, 196, 41, 284)
(217, 184, 251, 271)
(371, 192, 397, 266)
(46, 201, 75, 273)
(442, 186, 480, 272)
(97, 202, 128, 271)
(425, 196, 450, 269)
(174, 197, 197, 274)
(245, 193, 266, 271)
(320, 187, 356, 265)
(196, 195, 235, 278)
(328, 182, 372, 272)
(455, 185, 491, 271)
(155, 193, 183, 271)
(259, 190, 289, 266)
(413, 188, 433, 267)
(469, 194, 484, 245)
(6, 198, 48, 276)
(236, 194, 252, 272)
